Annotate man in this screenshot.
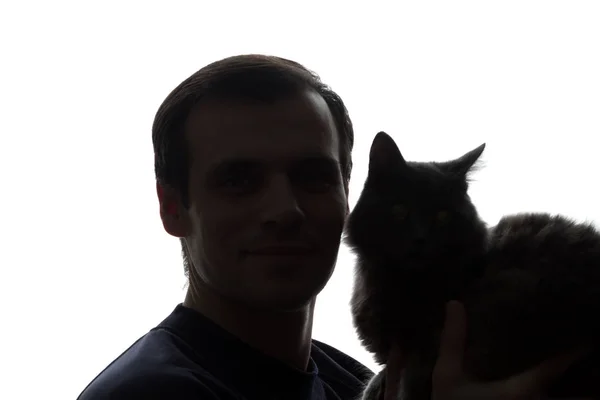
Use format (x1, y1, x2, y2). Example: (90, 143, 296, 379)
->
(77, 54, 584, 400)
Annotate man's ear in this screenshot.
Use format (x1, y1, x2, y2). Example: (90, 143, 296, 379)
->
(156, 182, 191, 238)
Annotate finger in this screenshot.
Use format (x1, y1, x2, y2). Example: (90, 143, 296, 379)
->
(433, 301, 468, 386)
(505, 346, 592, 398)
(384, 343, 405, 400)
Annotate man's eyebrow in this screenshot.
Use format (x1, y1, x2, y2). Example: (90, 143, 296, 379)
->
(208, 155, 341, 171)
(208, 158, 261, 175)
(293, 155, 342, 168)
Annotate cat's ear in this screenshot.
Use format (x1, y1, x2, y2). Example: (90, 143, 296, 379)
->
(444, 143, 486, 177)
(369, 131, 408, 174)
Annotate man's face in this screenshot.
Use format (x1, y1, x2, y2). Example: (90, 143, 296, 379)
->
(180, 89, 348, 311)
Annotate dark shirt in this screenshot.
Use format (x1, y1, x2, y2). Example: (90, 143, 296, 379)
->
(77, 304, 374, 399)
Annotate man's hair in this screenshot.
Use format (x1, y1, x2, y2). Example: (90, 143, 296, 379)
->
(152, 54, 354, 277)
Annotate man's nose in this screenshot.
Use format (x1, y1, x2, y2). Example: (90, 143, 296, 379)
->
(259, 175, 306, 232)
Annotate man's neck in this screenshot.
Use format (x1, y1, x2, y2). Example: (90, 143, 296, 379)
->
(183, 285, 315, 371)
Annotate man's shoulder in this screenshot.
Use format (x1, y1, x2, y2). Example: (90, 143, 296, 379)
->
(76, 305, 376, 400)
(312, 339, 375, 395)
(78, 369, 219, 400)
(77, 327, 224, 400)
(312, 339, 374, 381)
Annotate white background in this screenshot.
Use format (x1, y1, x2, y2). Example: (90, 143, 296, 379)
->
(1, 1, 599, 399)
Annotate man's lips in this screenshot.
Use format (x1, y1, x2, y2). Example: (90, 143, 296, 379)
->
(244, 244, 316, 256)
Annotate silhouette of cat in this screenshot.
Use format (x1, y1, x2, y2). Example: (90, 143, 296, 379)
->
(345, 132, 600, 399)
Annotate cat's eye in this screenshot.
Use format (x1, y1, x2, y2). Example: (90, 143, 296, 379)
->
(437, 210, 449, 222)
(392, 205, 408, 220)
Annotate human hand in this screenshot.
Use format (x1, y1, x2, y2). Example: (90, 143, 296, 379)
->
(382, 343, 405, 400)
(431, 300, 591, 400)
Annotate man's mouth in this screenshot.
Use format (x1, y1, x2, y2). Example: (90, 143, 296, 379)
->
(245, 244, 315, 256)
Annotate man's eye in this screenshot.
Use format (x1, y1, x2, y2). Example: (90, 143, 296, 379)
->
(294, 169, 338, 192)
(222, 175, 250, 188)
(218, 172, 260, 194)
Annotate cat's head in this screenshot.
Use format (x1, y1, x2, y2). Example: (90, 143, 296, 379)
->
(345, 131, 487, 263)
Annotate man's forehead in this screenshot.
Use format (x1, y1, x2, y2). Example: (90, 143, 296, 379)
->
(183, 90, 340, 167)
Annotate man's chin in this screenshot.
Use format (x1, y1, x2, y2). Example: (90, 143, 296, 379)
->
(237, 281, 329, 312)
(249, 290, 318, 312)
(234, 263, 334, 311)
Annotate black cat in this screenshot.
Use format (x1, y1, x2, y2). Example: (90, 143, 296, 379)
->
(345, 132, 600, 399)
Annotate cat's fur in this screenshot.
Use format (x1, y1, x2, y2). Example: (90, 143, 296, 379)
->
(345, 132, 600, 400)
